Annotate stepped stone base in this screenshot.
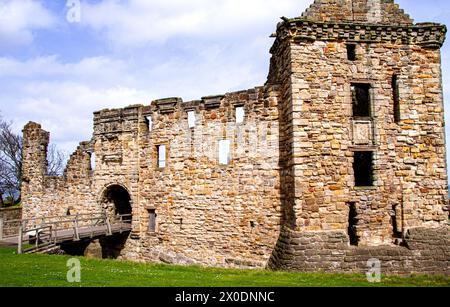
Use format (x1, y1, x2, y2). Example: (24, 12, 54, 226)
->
(269, 226, 450, 276)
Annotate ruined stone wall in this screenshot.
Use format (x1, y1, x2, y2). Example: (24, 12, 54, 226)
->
(22, 122, 52, 219)
(22, 123, 98, 220)
(21, 107, 143, 219)
(21, 87, 282, 268)
(0, 208, 22, 237)
(0, 207, 22, 221)
(120, 86, 282, 267)
(301, 0, 413, 25)
(92, 106, 142, 235)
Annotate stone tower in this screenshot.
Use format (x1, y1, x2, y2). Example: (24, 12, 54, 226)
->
(21, 122, 50, 218)
(268, 0, 449, 273)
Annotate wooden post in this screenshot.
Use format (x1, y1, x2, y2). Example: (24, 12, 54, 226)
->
(49, 225, 54, 245)
(0, 217, 4, 241)
(36, 229, 40, 250)
(73, 215, 80, 241)
(105, 215, 112, 236)
(90, 217, 94, 239)
(18, 223, 23, 254)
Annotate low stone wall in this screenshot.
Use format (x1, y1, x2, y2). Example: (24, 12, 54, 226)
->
(0, 207, 22, 238)
(268, 226, 450, 276)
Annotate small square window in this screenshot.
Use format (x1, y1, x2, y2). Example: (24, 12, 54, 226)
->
(219, 140, 231, 165)
(187, 111, 196, 128)
(235, 106, 245, 124)
(157, 145, 166, 168)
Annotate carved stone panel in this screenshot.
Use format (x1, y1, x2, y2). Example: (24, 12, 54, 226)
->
(101, 136, 123, 164)
(352, 120, 373, 146)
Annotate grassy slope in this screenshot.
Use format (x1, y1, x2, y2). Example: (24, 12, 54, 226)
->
(0, 247, 448, 287)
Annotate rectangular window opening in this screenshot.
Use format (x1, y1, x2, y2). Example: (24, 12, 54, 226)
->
(90, 152, 96, 171)
(347, 202, 359, 246)
(347, 44, 356, 61)
(392, 74, 401, 123)
(354, 151, 374, 187)
(187, 111, 196, 128)
(235, 106, 245, 124)
(219, 140, 231, 165)
(391, 205, 402, 239)
(145, 116, 153, 132)
(351, 83, 371, 118)
(148, 209, 156, 233)
(157, 145, 166, 169)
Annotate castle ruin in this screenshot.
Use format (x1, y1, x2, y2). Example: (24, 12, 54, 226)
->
(22, 0, 449, 275)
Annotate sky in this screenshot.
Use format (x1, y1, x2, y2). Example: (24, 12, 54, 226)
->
(0, 0, 449, 168)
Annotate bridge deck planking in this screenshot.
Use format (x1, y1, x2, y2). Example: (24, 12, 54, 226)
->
(0, 213, 132, 254)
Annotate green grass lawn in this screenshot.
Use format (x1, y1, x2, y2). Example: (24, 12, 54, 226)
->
(0, 247, 448, 287)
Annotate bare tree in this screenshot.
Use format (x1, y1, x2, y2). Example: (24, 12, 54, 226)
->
(0, 117, 22, 206)
(0, 114, 67, 206)
(47, 143, 67, 177)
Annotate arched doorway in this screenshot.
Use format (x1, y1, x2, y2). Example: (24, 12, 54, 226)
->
(99, 184, 133, 259)
(101, 185, 132, 221)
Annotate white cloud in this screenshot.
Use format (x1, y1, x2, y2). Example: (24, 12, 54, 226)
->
(5, 81, 148, 153)
(0, 54, 148, 154)
(81, 0, 310, 46)
(0, 0, 56, 47)
(0, 55, 134, 86)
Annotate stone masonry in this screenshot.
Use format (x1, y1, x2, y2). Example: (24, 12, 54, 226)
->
(21, 0, 449, 275)
(0, 208, 22, 238)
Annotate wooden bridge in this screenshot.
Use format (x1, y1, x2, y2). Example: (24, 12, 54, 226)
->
(0, 212, 132, 254)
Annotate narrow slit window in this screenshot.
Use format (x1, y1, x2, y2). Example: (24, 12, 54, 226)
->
(219, 140, 231, 165)
(347, 44, 356, 61)
(145, 116, 153, 131)
(148, 209, 156, 233)
(235, 106, 245, 124)
(187, 111, 196, 128)
(392, 74, 400, 123)
(351, 83, 371, 118)
(90, 152, 96, 171)
(157, 145, 166, 168)
(391, 205, 402, 239)
(354, 151, 374, 187)
(347, 202, 359, 246)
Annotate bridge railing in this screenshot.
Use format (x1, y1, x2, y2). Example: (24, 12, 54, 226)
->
(13, 212, 132, 254)
(20, 213, 108, 231)
(111, 214, 133, 234)
(18, 225, 54, 254)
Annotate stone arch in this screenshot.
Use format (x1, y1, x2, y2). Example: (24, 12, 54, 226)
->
(97, 183, 133, 259)
(99, 183, 133, 221)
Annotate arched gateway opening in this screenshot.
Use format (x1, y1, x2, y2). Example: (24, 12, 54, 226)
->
(60, 185, 133, 258)
(102, 185, 133, 219)
(99, 185, 133, 259)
